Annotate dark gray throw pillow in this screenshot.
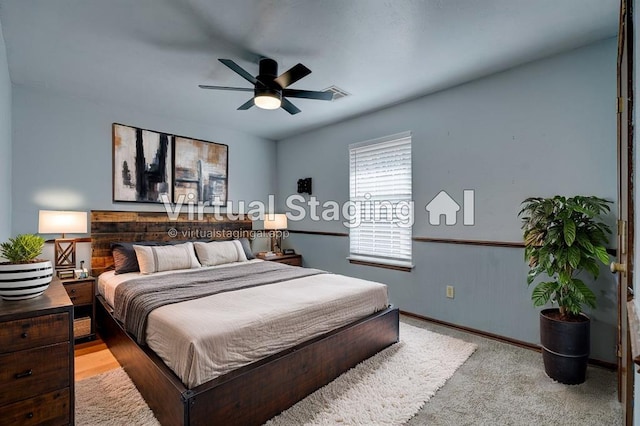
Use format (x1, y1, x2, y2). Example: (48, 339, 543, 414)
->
(111, 241, 158, 274)
(238, 237, 255, 260)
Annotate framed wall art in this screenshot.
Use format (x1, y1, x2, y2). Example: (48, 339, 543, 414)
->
(113, 123, 173, 203)
(173, 136, 228, 205)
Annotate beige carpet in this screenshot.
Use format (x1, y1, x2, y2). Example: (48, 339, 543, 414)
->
(75, 323, 476, 425)
(75, 368, 159, 426)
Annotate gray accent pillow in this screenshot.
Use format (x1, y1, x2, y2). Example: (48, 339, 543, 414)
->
(111, 241, 158, 275)
(238, 237, 255, 260)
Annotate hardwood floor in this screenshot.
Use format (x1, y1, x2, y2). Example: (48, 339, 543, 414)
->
(74, 336, 120, 381)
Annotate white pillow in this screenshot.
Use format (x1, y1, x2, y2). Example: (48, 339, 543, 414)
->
(133, 242, 201, 274)
(193, 240, 248, 267)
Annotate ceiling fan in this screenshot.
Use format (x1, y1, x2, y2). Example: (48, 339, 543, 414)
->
(199, 58, 334, 115)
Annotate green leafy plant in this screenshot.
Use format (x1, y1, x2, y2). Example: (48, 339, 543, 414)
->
(0, 234, 45, 263)
(519, 196, 612, 319)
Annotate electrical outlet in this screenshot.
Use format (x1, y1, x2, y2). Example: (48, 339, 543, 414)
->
(446, 285, 455, 299)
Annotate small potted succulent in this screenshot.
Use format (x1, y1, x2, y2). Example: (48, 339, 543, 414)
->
(0, 234, 53, 300)
(519, 195, 612, 384)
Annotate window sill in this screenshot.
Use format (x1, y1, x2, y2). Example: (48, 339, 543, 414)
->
(346, 256, 414, 272)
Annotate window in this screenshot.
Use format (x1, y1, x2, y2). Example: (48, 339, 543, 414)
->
(348, 131, 412, 270)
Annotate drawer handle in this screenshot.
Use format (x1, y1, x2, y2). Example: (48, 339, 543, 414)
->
(71, 289, 76, 294)
(15, 369, 33, 379)
(26, 412, 34, 419)
(21, 332, 28, 339)
(70, 296, 76, 301)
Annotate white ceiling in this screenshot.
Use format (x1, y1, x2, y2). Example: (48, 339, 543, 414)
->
(0, 0, 618, 140)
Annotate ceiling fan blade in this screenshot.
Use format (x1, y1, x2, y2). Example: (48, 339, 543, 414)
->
(274, 63, 311, 88)
(237, 98, 255, 110)
(283, 89, 334, 101)
(219, 59, 259, 86)
(198, 85, 253, 92)
(281, 98, 301, 115)
(155, 0, 264, 64)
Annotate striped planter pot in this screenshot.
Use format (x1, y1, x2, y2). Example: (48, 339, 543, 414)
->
(0, 261, 53, 300)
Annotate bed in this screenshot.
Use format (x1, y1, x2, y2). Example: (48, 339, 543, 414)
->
(91, 210, 400, 425)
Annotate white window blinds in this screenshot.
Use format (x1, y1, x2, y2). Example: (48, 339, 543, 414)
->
(349, 131, 412, 268)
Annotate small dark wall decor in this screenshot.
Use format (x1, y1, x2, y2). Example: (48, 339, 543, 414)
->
(173, 136, 228, 204)
(113, 123, 172, 203)
(297, 177, 312, 195)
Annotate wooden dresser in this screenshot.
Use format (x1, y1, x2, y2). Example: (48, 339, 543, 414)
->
(0, 280, 74, 425)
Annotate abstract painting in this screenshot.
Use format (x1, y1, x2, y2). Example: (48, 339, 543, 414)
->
(173, 136, 228, 205)
(113, 123, 173, 203)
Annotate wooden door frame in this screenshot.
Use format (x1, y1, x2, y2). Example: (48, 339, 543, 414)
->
(617, 0, 634, 424)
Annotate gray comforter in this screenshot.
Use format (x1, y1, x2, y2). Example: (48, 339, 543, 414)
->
(114, 261, 326, 344)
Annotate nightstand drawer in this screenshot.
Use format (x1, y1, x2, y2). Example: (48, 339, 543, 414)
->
(258, 254, 303, 266)
(0, 343, 70, 405)
(0, 313, 69, 354)
(64, 281, 93, 305)
(278, 257, 302, 266)
(0, 388, 70, 426)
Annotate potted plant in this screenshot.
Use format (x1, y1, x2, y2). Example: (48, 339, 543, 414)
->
(0, 234, 53, 300)
(519, 195, 612, 384)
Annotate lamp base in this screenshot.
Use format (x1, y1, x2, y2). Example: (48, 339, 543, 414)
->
(54, 238, 77, 272)
(270, 235, 283, 255)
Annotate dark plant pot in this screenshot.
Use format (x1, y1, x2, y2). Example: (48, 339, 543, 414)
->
(540, 308, 590, 385)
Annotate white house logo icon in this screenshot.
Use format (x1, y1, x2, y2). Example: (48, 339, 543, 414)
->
(425, 190, 475, 226)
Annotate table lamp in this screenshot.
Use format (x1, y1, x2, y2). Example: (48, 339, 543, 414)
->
(263, 214, 287, 254)
(38, 210, 88, 276)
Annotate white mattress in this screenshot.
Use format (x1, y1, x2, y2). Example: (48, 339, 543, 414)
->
(98, 260, 389, 388)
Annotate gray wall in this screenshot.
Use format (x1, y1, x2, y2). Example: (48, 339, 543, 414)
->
(11, 85, 277, 235)
(0, 22, 11, 242)
(276, 38, 618, 362)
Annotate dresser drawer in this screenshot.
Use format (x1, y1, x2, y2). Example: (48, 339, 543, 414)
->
(0, 313, 69, 354)
(0, 343, 70, 405)
(0, 388, 69, 426)
(64, 281, 93, 305)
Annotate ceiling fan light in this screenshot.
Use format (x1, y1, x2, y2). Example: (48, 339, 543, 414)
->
(254, 94, 281, 110)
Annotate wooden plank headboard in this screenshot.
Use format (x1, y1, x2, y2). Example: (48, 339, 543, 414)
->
(90, 210, 252, 276)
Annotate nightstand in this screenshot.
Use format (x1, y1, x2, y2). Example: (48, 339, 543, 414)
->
(257, 253, 302, 267)
(59, 276, 96, 341)
(0, 280, 74, 425)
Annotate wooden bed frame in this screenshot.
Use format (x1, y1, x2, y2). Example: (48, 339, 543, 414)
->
(90, 210, 400, 425)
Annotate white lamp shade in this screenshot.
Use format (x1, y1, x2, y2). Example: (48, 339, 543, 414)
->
(263, 214, 287, 230)
(38, 210, 88, 235)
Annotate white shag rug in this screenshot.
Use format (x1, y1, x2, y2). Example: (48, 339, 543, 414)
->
(75, 368, 159, 426)
(76, 322, 476, 425)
